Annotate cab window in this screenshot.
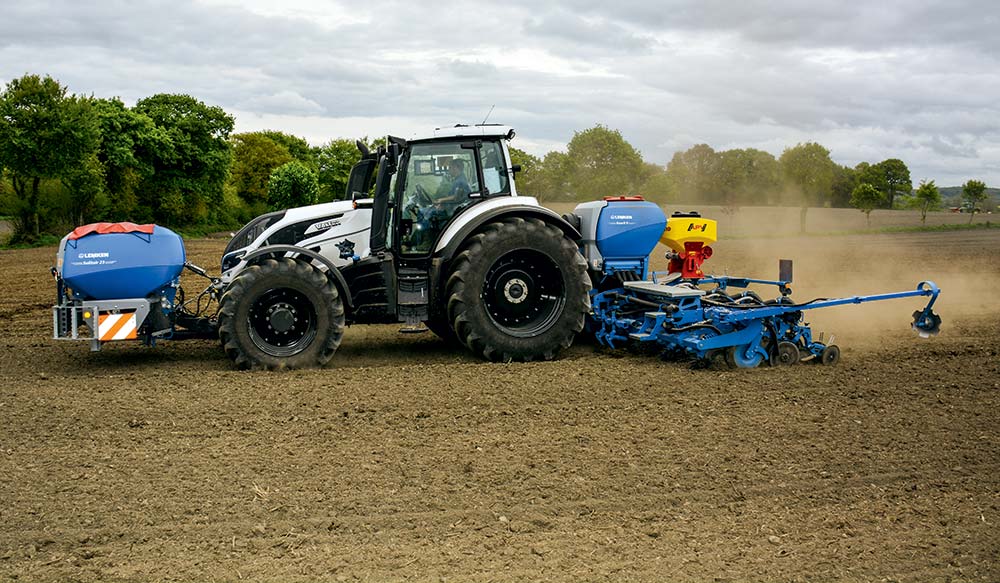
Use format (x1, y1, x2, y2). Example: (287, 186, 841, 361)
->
(399, 142, 477, 254)
(479, 141, 510, 195)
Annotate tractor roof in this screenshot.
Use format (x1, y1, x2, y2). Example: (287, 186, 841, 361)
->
(408, 124, 515, 143)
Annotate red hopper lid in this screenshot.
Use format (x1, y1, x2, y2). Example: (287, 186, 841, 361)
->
(68, 222, 155, 240)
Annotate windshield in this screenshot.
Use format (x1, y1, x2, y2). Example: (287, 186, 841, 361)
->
(397, 142, 477, 254)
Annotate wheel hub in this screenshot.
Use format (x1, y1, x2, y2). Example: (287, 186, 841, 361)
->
(268, 303, 296, 333)
(504, 278, 529, 304)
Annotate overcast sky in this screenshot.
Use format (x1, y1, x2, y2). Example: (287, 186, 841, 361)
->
(2, 0, 997, 186)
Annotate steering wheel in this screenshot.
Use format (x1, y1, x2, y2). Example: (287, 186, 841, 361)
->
(414, 183, 432, 207)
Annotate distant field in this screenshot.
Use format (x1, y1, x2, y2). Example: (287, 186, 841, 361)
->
(544, 203, 996, 237)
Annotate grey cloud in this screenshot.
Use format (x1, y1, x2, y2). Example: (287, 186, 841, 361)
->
(522, 9, 653, 54)
(0, 0, 997, 185)
(511, 0, 1000, 55)
(235, 90, 325, 115)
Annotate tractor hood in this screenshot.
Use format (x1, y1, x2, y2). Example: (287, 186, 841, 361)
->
(221, 200, 369, 274)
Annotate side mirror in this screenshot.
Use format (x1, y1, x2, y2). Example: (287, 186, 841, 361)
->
(511, 164, 522, 174)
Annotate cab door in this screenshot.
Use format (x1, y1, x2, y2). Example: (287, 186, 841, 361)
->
(395, 141, 478, 256)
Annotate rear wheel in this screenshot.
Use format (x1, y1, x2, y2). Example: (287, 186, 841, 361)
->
(445, 217, 591, 361)
(218, 258, 345, 370)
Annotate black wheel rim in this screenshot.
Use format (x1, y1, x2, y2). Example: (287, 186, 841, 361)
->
(247, 287, 318, 357)
(482, 249, 565, 338)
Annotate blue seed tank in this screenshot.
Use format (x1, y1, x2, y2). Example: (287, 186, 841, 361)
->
(595, 197, 667, 269)
(58, 223, 186, 301)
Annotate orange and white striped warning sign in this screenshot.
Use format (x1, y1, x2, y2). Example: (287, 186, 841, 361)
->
(98, 312, 138, 341)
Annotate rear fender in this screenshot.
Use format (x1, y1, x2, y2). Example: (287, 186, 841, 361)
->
(434, 198, 581, 263)
(237, 244, 353, 309)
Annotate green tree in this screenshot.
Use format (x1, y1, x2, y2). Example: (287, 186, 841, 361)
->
(830, 164, 857, 208)
(230, 132, 293, 208)
(961, 179, 988, 224)
(850, 182, 882, 227)
(536, 150, 573, 202)
(855, 161, 884, 193)
(779, 142, 835, 233)
(268, 161, 318, 211)
(91, 98, 167, 220)
(912, 179, 941, 225)
(507, 146, 543, 197)
(259, 130, 315, 169)
(61, 152, 105, 225)
(666, 144, 720, 203)
(315, 138, 362, 202)
(133, 93, 234, 224)
(635, 162, 674, 203)
(717, 148, 781, 207)
(0, 74, 99, 239)
(873, 158, 911, 209)
(566, 125, 644, 200)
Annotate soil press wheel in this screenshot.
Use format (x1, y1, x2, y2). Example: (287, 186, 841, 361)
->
(218, 258, 345, 370)
(446, 217, 591, 362)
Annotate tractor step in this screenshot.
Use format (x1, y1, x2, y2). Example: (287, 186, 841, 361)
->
(399, 325, 429, 334)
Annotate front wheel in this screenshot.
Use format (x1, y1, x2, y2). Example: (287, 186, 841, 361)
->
(445, 217, 591, 362)
(218, 258, 345, 370)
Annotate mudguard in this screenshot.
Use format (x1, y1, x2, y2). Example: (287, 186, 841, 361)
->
(434, 197, 581, 262)
(237, 244, 353, 309)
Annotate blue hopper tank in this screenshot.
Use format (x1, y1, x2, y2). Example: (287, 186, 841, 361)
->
(595, 198, 667, 264)
(58, 223, 186, 301)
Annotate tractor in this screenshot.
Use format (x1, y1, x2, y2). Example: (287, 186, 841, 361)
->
(213, 124, 591, 368)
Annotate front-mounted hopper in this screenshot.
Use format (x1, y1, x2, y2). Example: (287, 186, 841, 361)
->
(52, 222, 216, 350)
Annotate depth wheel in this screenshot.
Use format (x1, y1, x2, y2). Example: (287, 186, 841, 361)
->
(446, 217, 591, 361)
(770, 341, 801, 366)
(218, 258, 345, 370)
(818, 344, 840, 366)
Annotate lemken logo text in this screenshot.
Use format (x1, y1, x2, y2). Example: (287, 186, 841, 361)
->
(609, 215, 633, 220)
(78, 252, 110, 259)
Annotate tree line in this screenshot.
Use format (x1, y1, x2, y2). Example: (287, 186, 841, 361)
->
(0, 73, 993, 243)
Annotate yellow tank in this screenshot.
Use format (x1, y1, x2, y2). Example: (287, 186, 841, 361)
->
(660, 215, 718, 253)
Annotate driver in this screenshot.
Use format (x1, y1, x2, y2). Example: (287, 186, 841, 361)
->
(408, 159, 471, 250)
(434, 158, 471, 205)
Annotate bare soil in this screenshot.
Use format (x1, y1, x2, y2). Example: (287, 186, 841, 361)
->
(0, 221, 998, 582)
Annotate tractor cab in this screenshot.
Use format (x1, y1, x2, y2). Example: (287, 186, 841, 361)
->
(347, 124, 519, 259)
(394, 129, 514, 256)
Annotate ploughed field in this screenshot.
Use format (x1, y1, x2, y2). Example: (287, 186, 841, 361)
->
(0, 221, 998, 581)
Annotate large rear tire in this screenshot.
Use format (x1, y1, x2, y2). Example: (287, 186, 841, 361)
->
(218, 258, 345, 370)
(445, 217, 591, 362)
